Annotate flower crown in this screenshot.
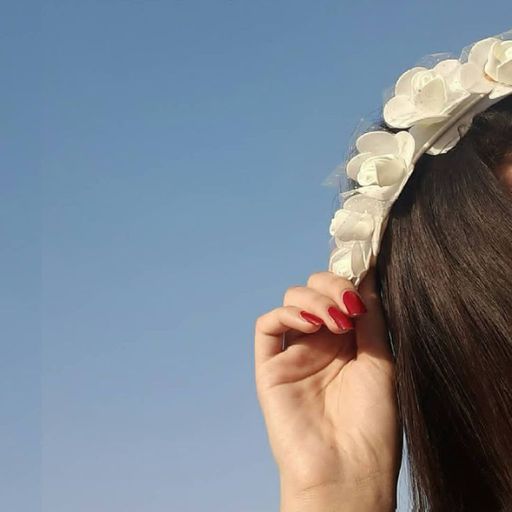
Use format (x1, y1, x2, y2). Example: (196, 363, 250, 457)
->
(327, 29, 512, 287)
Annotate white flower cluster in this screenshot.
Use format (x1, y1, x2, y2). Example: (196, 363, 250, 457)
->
(328, 33, 512, 286)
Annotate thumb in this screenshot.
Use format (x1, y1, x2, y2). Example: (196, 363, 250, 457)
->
(354, 266, 394, 363)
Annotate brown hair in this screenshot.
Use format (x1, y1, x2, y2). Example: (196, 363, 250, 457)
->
(356, 94, 512, 511)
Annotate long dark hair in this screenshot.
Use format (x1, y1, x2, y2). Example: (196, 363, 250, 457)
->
(355, 94, 512, 511)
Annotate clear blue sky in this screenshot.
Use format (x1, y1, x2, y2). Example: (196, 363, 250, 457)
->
(1, 2, 509, 510)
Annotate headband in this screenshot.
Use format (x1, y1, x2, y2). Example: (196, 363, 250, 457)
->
(324, 28, 512, 287)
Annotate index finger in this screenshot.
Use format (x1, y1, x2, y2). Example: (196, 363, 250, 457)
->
(306, 271, 368, 317)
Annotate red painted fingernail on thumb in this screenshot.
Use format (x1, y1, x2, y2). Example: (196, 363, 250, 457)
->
(327, 307, 354, 330)
(342, 291, 367, 316)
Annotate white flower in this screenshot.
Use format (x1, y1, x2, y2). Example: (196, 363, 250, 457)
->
(328, 130, 414, 284)
(487, 40, 512, 84)
(459, 37, 512, 99)
(329, 208, 374, 242)
(328, 193, 389, 285)
(345, 130, 415, 201)
(329, 241, 371, 286)
(325, 30, 512, 286)
(383, 59, 471, 129)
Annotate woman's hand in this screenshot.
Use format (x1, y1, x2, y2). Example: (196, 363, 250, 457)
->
(254, 268, 401, 511)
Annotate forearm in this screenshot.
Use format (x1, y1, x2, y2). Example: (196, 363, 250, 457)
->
(280, 477, 397, 512)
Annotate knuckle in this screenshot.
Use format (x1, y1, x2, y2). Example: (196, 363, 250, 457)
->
(327, 297, 340, 310)
(283, 285, 301, 301)
(254, 311, 270, 332)
(255, 305, 288, 330)
(254, 315, 264, 332)
(332, 273, 356, 290)
(306, 271, 326, 287)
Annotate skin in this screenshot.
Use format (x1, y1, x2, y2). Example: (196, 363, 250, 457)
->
(495, 160, 512, 192)
(254, 267, 401, 512)
(253, 161, 512, 512)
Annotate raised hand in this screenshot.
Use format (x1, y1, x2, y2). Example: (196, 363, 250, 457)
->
(254, 268, 401, 511)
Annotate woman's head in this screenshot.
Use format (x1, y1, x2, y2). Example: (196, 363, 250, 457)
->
(368, 93, 512, 510)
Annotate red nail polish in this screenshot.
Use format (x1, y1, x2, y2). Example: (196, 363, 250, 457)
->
(299, 311, 324, 325)
(327, 306, 354, 331)
(342, 290, 367, 316)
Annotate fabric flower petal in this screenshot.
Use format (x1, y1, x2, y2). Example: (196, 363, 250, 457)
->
(343, 193, 389, 218)
(395, 130, 416, 164)
(355, 182, 401, 201)
(412, 74, 448, 114)
(371, 215, 388, 257)
(394, 66, 426, 96)
(495, 40, 512, 61)
(383, 95, 419, 128)
(432, 59, 460, 78)
(329, 208, 374, 241)
(495, 56, 512, 84)
(357, 156, 406, 187)
(409, 120, 463, 156)
(346, 152, 371, 180)
(484, 40, 512, 83)
(443, 88, 472, 113)
(329, 240, 372, 285)
(459, 62, 494, 92)
(412, 113, 451, 126)
(329, 243, 354, 279)
(343, 194, 390, 257)
(468, 37, 497, 68)
(355, 131, 399, 155)
(350, 241, 372, 280)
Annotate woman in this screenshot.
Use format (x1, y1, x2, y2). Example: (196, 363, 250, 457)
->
(254, 34, 512, 511)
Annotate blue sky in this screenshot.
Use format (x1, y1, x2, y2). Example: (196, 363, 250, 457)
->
(1, 2, 510, 510)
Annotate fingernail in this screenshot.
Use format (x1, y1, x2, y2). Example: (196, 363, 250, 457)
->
(327, 306, 354, 331)
(342, 290, 367, 316)
(299, 311, 324, 325)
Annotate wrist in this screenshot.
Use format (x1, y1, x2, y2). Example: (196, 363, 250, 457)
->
(279, 474, 397, 512)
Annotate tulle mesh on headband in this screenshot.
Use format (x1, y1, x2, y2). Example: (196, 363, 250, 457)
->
(321, 29, 512, 270)
(319, 27, 512, 204)
(319, 50, 457, 194)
